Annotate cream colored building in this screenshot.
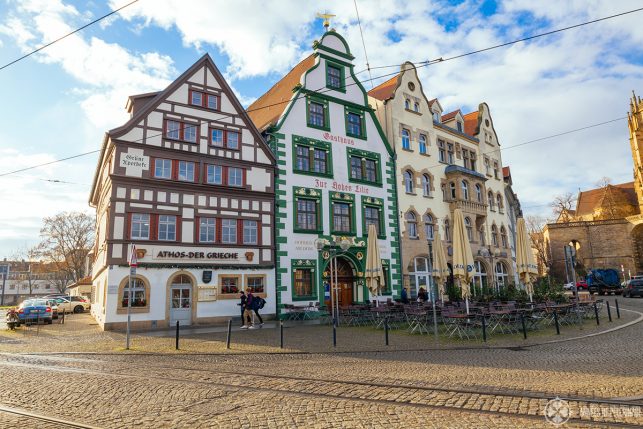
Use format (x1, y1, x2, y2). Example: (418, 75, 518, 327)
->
(369, 62, 519, 297)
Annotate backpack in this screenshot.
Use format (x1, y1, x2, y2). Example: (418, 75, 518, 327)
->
(258, 298, 266, 309)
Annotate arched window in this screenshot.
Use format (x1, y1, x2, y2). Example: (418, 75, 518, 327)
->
(405, 99, 411, 110)
(419, 134, 427, 154)
(422, 174, 431, 197)
(488, 190, 495, 210)
(461, 180, 469, 200)
(464, 216, 473, 241)
(414, 102, 419, 112)
(401, 128, 410, 150)
(449, 182, 456, 199)
(404, 170, 414, 193)
(406, 212, 418, 238)
(424, 214, 434, 240)
(120, 277, 148, 308)
(473, 260, 487, 290)
(500, 226, 508, 248)
(497, 194, 504, 213)
(491, 224, 499, 247)
(475, 184, 482, 202)
(495, 261, 508, 288)
(444, 219, 451, 241)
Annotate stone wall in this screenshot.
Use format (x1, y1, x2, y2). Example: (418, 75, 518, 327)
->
(544, 219, 638, 281)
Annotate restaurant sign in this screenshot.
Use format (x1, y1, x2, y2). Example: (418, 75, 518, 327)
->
(138, 247, 257, 264)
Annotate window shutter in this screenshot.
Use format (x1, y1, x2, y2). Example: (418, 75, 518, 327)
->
(195, 216, 200, 243)
(223, 166, 229, 185)
(194, 162, 200, 183)
(216, 218, 222, 244)
(257, 221, 262, 245)
(149, 157, 155, 178)
(237, 219, 243, 244)
(125, 213, 132, 239)
(242, 168, 247, 187)
(175, 216, 182, 242)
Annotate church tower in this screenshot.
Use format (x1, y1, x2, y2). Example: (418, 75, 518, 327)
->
(628, 91, 643, 211)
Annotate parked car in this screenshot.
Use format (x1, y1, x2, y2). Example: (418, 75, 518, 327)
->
(576, 280, 588, 291)
(45, 299, 59, 319)
(563, 282, 575, 291)
(18, 299, 53, 325)
(54, 296, 90, 314)
(624, 279, 643, 298)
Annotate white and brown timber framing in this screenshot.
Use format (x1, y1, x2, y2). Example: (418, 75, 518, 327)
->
(88, 54, 275, 330)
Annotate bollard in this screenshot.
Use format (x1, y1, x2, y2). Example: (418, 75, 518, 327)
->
(226, 319, 232, 349)
(280, 321, 284, 349)
(332, 318, 337, 348)
(553, 311, 560, 335)
(61, 312, 65, 324)
(175, 321, 180, 350)
(593, 302, 600, 326)
(606, 302, 612, 322)
(481, 315, 487, 342)
(521, 313, 527, 340)
(615, 299, 621, 319)
(384, 317, 389, 346)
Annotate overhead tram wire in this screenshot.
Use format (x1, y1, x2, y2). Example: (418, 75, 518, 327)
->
(355, 6, 643, 75)
(353, 0, 374, 88)
(0, 0, 140, 72)
(1, 7, 638, 178)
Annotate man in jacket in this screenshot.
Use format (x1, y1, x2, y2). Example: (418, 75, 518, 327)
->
(238, 291, 247, 327)
(242, 288, 255, 329)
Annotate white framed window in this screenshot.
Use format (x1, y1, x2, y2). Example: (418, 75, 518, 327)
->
(419, 134, 427, 154)
(438, 140, 446, 162)
(404, 170, 414, 193)
(228, 167, 243, 187)
(154, 159, 172, 179)
(221, 219, 237, 244)
(449, 182, 456, 199)
(130, 213, 150, 240)
(227, 131, 240, 150)
(402, 129, 411, 150)
(433, 110, 440, 122)
(465, 217, 473, 241)
(206, 165, 223, 185)
(461, 180, 469, 200)
(183, 123, 197, 143)
(178, 161, 195, 182)
(199, 218, 216, 243)
(473, 260, 487, 290)
(413, 102, 419, 112)
(424, 214, 434, 240)
(447, 143, 454, 164)
(243, 220, 258, 244)
(495, 262, 508, 288)
(405, 99, 410, 109)
(211, 129, 224, 147)
(422, 174, 431, 197)
(406, 212, 418, 238)
(475, 184, 482, 202)
(166, 120, 180, 139)
(158, 215, 177, 241)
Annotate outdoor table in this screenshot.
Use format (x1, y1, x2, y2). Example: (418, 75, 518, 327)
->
(487, 309, 517, 334)
(370, 307, 392, 329)
(405, 308, 430, 334)
(442, 313, 479, 340)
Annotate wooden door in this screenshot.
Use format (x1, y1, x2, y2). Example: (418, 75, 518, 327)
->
(338, 282, 353, 306)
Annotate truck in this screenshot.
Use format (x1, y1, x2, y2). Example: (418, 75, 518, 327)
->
(586, 268, 623, 295)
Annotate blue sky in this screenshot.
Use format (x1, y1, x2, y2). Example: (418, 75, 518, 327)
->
(1, 0, 642, 258)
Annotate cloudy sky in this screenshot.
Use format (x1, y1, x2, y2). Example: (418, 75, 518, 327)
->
(0, 0, 642, 258)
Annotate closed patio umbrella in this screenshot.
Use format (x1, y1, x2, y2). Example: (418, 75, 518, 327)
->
(451, 208, 476, 314)
(365, 224, 385, 306)
(431, 229, 449, 302)
(516, 217, 538, 302)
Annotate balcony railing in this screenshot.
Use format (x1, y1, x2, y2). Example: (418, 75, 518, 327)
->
(449, 199, 488, 216)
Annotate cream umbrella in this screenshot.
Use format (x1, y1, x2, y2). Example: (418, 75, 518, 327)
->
(431, 229, 449, 302)
(451, 208, 476, 314)
(516, 217, 539, 302)
(365, 224, 385, 306)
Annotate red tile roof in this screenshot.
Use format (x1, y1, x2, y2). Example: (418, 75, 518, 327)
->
(247, 54, 316, 131)
(428, 98, 437, 108)
(441, 109, 461, 122)
(502, 166, 510, 178)
(575, 182, 637, 217)
(367, 74, 401, 101)
(463, 111, 479, 136)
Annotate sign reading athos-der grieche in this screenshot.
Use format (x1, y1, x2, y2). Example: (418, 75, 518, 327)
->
(139, 246, 257, 264)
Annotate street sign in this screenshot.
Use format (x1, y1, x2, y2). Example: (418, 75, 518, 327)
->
(130, 266, 136, 276)
(128, 244, 138, 267)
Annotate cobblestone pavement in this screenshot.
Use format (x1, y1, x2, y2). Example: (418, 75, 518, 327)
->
(0, 297, 641, 428)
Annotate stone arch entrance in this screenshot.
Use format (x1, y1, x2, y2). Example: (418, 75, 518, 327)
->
(631, 224, 643, 273)
(323, 256, 357, 307)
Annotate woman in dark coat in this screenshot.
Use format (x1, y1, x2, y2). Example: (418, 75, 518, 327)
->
(238, 291, 247, 327)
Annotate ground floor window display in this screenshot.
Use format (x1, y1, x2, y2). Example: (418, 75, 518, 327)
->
(90, 266, 274, 330)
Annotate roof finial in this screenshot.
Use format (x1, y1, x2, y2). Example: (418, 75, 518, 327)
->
(316, 12, 336, 32)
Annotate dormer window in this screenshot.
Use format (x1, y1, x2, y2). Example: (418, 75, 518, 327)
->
(456, 121, 463, 132)
(433, 110, 440, 122)
(405, 99, 411, 110)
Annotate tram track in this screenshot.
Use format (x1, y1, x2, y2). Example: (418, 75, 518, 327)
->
(1, 353, 641, 427)
(0, 407, 103, 429)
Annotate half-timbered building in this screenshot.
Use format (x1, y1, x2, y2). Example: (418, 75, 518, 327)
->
(89, 54, 275, 330)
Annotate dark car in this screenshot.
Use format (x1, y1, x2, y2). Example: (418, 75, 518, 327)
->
(18, 299, 53, 325)
(624, 279, 643, 298)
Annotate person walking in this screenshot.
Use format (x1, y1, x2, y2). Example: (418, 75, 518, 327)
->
(252, 294, 264, 327)
(417, 287, 428, 303)
(242, 288, 256, 329)
(401, 286, 409, 304)
(238, 291, 247, 327)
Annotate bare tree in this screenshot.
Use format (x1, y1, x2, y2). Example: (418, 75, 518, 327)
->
(551, 192, 577, 223)
(38, 212, 94, 293)
(11, 246, 39, 295)
(525, 216, 552, 276)
(595, 176, 612, 189)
